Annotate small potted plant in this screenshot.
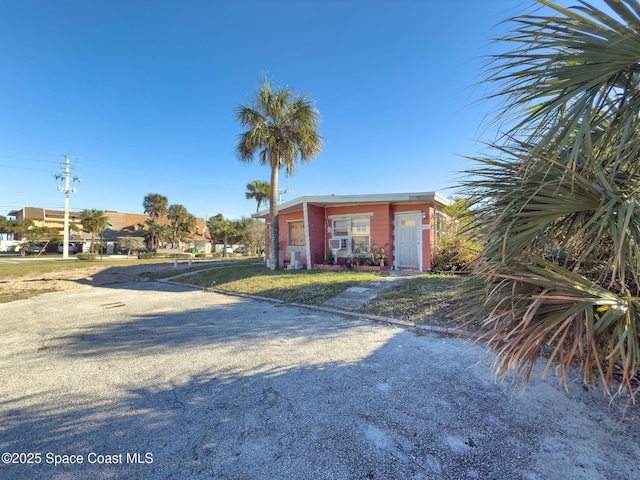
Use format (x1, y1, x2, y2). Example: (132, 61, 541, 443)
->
(370, 244, 388, 267)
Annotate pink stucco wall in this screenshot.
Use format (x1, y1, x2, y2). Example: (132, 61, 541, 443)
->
(263, 201, 438, 271)
(306, 204, 326, 265)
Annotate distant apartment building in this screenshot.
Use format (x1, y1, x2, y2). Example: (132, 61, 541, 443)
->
(6, 207, 210, 252)
(7, 207, 83, 238)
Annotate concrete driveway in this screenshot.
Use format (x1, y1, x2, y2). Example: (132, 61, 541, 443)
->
(0, 282, 638, 479)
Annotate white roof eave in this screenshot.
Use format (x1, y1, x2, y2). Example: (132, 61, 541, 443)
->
(251, 192, 451, 219)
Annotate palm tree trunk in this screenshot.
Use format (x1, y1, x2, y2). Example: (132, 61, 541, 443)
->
(269, 166, 279, 270)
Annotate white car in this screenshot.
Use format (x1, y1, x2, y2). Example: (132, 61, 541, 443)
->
(58, 243, 79, 254)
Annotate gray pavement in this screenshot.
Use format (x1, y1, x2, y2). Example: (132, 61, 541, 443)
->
(1, 281, 639, 479)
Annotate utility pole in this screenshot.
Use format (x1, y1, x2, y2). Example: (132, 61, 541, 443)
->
(53, 154, 81, 259)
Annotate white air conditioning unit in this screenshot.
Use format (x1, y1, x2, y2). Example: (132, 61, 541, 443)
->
(329, 237, 348, 250)
(329, 239, 341, 250)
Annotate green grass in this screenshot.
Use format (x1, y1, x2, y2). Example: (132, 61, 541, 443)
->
(0, 257, 249, 303)
(0, 258, 161, 278)
(172, 263, 385, 305)
(360, 274, 462, 326)
(1, 257, 463, 327)
(0, 257, 232, 279)
(1, 260, 92, 278)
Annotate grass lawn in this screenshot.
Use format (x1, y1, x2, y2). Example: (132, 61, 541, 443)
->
(360, 274, 463, 326)
(0, 257, 247, 303)
(171, 263, 385, 305)
(0, 259, 101, 278)
(0, 257, 190, 278)
(1, 257, 464, 327)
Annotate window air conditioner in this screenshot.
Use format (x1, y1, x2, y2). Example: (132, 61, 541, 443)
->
(329, 239, 342, 250)
(329, 238, 348, 250)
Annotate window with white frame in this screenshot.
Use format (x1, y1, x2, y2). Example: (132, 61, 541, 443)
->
(331, 216, 370, 256)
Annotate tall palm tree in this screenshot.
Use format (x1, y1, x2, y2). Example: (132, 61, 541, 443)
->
(179, 213, 197, 243)
(245, 180, 271, 213)
(236, 79, 322, 270)
(80, 209, 109, 253)
(143, 193, 168, 250)
(459, 0, 640, 398)
(167, 203, 196, 247)
(206, 214, 237, 258)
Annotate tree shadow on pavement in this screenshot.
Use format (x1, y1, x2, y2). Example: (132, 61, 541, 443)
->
(1, 288, 640, 480)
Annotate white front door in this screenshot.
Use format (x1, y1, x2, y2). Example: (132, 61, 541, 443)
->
(395, 213, 421, 270)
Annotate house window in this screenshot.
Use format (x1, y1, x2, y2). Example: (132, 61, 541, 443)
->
(333, 219, 349, 237)
(331, 216, 370, 256)
(350, 217, 370, 254)
(436, 211, 448, 242)
(288, 221, 305, 246)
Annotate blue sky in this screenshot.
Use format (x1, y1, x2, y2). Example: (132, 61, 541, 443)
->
(0, 0, 573, 220)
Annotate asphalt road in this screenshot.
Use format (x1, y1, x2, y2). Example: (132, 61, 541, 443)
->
(0, 281, 639, 479)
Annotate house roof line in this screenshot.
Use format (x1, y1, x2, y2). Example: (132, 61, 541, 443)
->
(252, 191, 451, 219)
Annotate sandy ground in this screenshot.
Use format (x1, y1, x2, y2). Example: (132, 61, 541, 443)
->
(1, 282, 639, 479)
(0, 261, 194, 300)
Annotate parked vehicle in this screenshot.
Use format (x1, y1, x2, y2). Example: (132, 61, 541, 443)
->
(58, 243, 79, 254)
(234, 246, 246, 254)
(224, 246, 234, 254)
(0, 240, 21, 253)
(20, 243, 46, 256)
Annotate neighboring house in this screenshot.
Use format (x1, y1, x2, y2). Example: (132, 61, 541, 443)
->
(100, 211, 209, 244)
(6, 207, 210, 252)
(253, 192, 451, 272)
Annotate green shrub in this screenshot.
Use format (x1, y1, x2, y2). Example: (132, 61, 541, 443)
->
(168, 253, 192, 259)
(195, 253, 207, 258)
(211, 252, 223, 258)
(76, 253, 98, 261)
(432, 237, 479, 272)
(322, 253, 335, 265)
(138, 252, 159, 259)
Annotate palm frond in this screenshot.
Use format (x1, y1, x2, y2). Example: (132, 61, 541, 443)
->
(458, 0, 640, 398)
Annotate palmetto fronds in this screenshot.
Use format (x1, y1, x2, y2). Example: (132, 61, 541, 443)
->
(460, 0, 640, 397)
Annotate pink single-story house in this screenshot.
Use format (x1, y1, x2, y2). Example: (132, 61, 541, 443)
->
(253, 192, 451, 272)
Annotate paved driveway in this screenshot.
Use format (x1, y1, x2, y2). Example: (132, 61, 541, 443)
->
(0, 282, 638, 479)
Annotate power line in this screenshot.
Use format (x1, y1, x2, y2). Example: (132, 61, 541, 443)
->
(0, 145, 55, 156)
(0, 154, 58, 164)
(0, 164, 55, 172)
